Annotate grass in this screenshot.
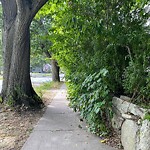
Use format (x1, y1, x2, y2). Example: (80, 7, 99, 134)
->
(144, 113, 150, 121)
(34, 81, 63, 98)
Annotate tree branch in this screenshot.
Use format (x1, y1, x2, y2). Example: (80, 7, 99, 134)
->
(44, 50, 51, 58)
(31, 0, 48, 19)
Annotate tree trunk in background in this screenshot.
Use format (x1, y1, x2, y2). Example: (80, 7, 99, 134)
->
(44, 50, 60, 82)
(51, 59, 60, 82)
(1, 0, 48, 107)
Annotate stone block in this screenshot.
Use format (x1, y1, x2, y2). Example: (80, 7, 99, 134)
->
(111, 113, 124, 131)
(122, 114, 139, 121)
(120, 95, 131, 102)
(112, 97, 147, 119)
(112, 97, 130, 114)
(137, 120, 150, 150)
(121, 120, 139, 150)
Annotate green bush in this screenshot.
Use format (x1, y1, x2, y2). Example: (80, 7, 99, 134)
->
(69, 69, 112, 135)
(41, 0, 150, 135)
(123, 47, 150, 105)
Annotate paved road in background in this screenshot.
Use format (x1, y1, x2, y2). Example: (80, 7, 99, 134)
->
(0, 73, 64, 92)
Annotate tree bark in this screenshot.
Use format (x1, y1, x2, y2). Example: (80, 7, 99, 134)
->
(44, 50, 60, 82)
(51, 59, 60, 82)
(1, 0, 48, 107)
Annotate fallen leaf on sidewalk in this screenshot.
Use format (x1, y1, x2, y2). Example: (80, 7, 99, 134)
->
(100, 139, 108, 143)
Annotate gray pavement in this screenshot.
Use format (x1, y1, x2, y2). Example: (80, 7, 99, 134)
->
(21, 84, 117, 150)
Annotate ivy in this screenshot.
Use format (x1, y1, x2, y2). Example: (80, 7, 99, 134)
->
(69, 69, 112, 135)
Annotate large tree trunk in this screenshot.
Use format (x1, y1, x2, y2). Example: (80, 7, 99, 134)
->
(51, 59, 60, 82)
(1, 0, 48, 107)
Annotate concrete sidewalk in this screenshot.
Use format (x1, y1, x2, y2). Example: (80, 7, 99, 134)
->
(21, 84, 117, 150)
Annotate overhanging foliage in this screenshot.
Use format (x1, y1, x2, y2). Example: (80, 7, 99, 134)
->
(37, 0, 150, 134)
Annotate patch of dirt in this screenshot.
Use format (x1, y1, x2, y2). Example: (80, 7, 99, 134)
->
(0, 86, 61, 150)
(105, 132, 124, 150)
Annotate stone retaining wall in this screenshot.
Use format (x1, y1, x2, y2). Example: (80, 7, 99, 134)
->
(112, 96, 150, 150)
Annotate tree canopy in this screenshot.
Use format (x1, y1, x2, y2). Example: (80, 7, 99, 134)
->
(38, 0, 150, 134)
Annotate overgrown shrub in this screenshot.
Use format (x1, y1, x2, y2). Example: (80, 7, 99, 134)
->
(41, 0, 150, 135)
(69, 69, 112, 135)
(123, 55, 150, 106)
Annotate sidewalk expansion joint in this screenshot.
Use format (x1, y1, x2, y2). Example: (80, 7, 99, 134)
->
(34, 129, 75, 132)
